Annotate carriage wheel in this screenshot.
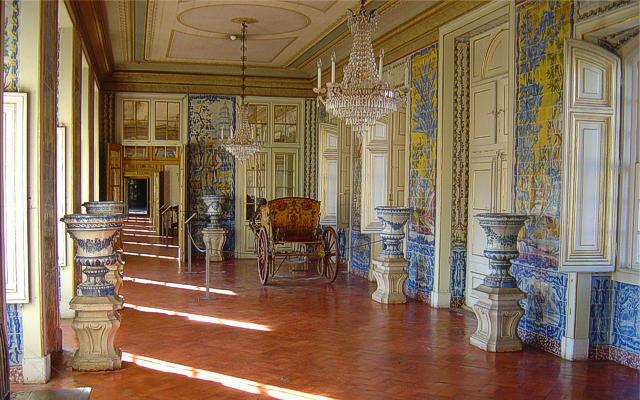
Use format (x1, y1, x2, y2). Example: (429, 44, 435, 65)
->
(321, 227, 340, 283)
(257, 228, 271, 285)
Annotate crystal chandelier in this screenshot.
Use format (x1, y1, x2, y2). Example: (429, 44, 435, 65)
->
(314, 0, 407, 136)
(222, 20, 262, 161)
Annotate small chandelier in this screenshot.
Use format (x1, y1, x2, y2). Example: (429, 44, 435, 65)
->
(222, 20, 262, 161)
(314, 0, 408, 136)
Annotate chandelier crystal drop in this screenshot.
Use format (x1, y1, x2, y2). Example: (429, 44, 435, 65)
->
(314, 0, 408, 136)
(222, 21, 262, 161)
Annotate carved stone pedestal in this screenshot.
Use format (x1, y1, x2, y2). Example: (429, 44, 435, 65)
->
(69, 295, 122, 371)
(202, 227, 227, 262)
(470, 213, 528, 353)
(371, 257, 409, 304)
(371, 206, 411, 304)
(61, 213, 124, 371)
(470, 285, 525, 352)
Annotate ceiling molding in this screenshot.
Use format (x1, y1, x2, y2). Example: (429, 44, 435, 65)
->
(312, 0, 486, 81)
(64, 0, 114, 80)
(102, 71, 315, 98)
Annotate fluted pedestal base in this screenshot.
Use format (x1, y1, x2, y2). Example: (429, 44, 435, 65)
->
(470, 285, 525, 352)
(69, 295, 123, 371)
(371, 257, 409, 304)
(202, 227, 226, 262)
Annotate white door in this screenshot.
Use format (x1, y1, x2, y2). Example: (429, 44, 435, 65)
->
(465, 24, 511, 307)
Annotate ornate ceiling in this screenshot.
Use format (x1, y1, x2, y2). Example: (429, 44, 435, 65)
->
(103, 0, 446, 78)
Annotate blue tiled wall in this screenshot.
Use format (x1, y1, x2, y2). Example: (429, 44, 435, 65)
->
(6, 305, 22, 368)
(187, 95, 236, 253)
(406, 231, 434, 300)
(589, 275, 613, 346)
(350, 231, 370, 277)
(512, 261, 567, 354)
(611, 281, 640, 356)
(450, 246, 466, 306)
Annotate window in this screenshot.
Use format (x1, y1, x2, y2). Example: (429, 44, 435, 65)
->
(123, 100, 149, 141)
(248, 104, 268, 143)
(360, 105, 407, 233)
(273, 152, 296, 198)
(2, 93, 29, 303)
(245, 152, 267, 221)
(273, 105, 298, 143)
(154, 101, 181, 141)
(618, 37, 640, 276)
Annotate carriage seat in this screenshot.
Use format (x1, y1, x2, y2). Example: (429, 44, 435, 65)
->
(263, 197, 321, 243)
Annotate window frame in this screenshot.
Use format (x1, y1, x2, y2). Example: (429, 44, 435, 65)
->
(615, 36, 640, 284)
(2, 92, 30, 303)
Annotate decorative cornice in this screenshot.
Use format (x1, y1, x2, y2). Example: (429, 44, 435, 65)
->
(103, 71, 315, 98)
(576, 0, 635, 22)
(64, 0, 114, 81)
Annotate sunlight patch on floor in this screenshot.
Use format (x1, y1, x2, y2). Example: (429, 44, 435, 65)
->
(121, 352, 335, 400)
(123, 251, 179, 260)
(123, 240, 180, 248)
(123, 303, 271, 331)
(123, 276, 237, 296)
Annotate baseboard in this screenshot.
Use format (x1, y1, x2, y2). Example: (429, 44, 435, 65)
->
(430, 291, 451, 308)
(22, 353, 51, 384)
(561, 336, 590, 360)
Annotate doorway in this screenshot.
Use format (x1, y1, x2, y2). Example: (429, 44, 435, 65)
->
(127, 177, 149, 215)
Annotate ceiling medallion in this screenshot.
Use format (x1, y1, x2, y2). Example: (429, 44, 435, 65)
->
(314, 0, 408, 136)
(221, 19, 262, 162)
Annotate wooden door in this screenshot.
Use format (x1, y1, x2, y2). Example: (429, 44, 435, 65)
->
(465, 24, 511, 307)
(106, 144, 123, 201)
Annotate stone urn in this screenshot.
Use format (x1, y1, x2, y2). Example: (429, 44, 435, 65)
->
(61, 214, 125, 296)
(475, 213, 528, 288)
(202, 195, 225, 228)
(82, 201, 125, 215)
(470, 212, 528, 353)
(375, 206, 412, 258)
(371, 206, 411, 304)
(82, 201, 126, 295)
(61, 213, 125, 371)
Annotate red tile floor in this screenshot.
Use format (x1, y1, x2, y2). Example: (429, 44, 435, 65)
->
(13, 218, 639, 399)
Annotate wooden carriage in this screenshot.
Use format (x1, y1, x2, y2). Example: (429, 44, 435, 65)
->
(249, 197, 340, 285)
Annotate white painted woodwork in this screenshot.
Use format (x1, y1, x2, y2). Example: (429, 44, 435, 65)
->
(361, 119, 389, 233)
(560, 39, 620, 272)
(361, 105, 408, 233)
(616, 36, 640, 280)
(391, 105, 407, 207)
(466, 23, 511, 307)
(338, 122, 351, 229)
(2, 93, 30, 303)
(470, 81, 497, 148)
(319, 123, 338, 225)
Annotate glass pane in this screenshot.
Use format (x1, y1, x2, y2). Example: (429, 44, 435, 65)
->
(124, 101, 135, 120)
(136, 101, 149, 121)
(167, 102, 180, 121)
(245, 152, 267, 220)
(155, 102, 167, 121)
(274, 153, 295, 198)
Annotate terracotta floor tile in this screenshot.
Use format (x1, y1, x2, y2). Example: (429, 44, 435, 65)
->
(12, 218, 640, 399)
